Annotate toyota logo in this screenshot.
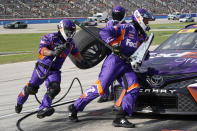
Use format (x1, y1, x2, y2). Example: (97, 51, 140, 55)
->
(148, 75, 164, 87)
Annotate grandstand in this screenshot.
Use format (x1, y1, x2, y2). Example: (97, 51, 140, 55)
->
(0, 0, 196, 19)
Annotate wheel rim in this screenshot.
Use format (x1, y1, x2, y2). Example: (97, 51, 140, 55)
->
(81, 42, 105, 63)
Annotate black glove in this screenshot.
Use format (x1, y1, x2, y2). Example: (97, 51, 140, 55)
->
(56, 44, 66, 50)
(112, 44, 120, 56)
(51, 45, 65, 57)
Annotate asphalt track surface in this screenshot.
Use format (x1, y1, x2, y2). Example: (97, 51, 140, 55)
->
(0, 19, 197, 131)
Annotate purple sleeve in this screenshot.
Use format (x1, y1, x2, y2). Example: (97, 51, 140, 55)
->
(99, 22, 122, 44)
(38, 34, 51, 54)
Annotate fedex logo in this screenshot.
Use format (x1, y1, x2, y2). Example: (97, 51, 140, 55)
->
(126, 38, 137, 48)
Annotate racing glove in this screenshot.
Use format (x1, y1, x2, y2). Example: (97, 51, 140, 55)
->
(51, 45, 65, 57)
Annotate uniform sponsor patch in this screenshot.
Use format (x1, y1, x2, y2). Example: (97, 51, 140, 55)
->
(40, 40, 46, 44)
(128, 33, 134, 38)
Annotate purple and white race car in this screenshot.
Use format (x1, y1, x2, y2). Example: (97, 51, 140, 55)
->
(70, 24, 197, 114)
(134, 24, 197, 114)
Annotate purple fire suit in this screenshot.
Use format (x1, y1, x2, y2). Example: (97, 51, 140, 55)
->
(17, 32, 80, 111)
(100, 20, 127, 99)
(74, 22, 147, 116)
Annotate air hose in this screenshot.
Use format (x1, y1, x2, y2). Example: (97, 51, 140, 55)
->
(16, 77, 84, 131)
(35, 57, 56, 80)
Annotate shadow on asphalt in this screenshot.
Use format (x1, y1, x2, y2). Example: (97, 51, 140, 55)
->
(19, 106, 197, 131)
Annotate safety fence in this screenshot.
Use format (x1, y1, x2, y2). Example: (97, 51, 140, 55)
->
(0, 13, 197, 25)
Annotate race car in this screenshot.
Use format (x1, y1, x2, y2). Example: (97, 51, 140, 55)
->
(70, 24, 197, 114)
(3, 21, 28, 29)
(118, 24, 197, 114)
(81, 18, 98, 26)
(179, 16, 194, 22)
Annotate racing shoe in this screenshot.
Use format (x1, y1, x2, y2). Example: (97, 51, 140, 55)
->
(68, 104, 78, 122)
(15, 103, 23, 113)
(37, 107, 55, 119)
(112, 118, 135, 128)
(97, 96, 109, 103)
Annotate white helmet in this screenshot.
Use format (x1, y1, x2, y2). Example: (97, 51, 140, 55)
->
(131, 9, 155, 32)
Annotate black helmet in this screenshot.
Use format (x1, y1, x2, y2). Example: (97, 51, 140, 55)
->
(112, 6, 126, 23)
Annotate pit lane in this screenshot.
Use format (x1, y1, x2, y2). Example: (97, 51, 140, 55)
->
(0, 19, 197, 131)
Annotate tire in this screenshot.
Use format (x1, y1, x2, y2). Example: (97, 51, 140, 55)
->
(69, 27, 108, 69)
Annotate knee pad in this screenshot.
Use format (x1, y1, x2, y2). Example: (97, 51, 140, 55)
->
(47, 82, 61, 100)
(24, 85, 39, 95)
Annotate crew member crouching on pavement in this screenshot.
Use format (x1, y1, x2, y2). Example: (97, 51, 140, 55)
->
(15, 19, 87, 119)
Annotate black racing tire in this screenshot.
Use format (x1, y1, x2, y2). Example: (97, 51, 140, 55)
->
(69, 27, 109, 69)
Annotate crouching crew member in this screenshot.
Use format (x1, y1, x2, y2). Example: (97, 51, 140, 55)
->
(15, 19, 85, 119)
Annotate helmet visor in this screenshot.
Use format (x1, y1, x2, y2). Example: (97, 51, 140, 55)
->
(64, 25, 76, 38)
(112, 12, 124, 21)
(60, 25, 76, 41)
(141, 11, 155, 21)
